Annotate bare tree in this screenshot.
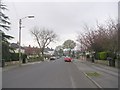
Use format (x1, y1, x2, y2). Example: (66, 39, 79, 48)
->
(77, 25, 98, 52)
(96, 19, 117, 52)
(77, 18, 117, 53)
(30, 26, 57, 59)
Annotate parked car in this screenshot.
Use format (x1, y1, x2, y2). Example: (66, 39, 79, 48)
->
(64, 56, 72, 62)
(50, 56, 56, 60)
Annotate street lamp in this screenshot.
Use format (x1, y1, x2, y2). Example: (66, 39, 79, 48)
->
(19, 15, 34, 65)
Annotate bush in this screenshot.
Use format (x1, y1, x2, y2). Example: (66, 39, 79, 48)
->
(86, 55, 90, 58)
(2, 46, 11, 62)
(38, 56, 44, 61)
(44, 54, 51, 59)
(28, 55, 44, 62)
(3, 52, 24, 62)
(21, 53, 27, 59)
(94, 53, 99, 60)
(107, 51, 117, 59)
(10, 53, 19, 61)
(10, 53, 27, 61)
(99, 52, 107, 60)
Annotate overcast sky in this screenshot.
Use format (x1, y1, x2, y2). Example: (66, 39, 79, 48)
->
(4, 0, 118, 49)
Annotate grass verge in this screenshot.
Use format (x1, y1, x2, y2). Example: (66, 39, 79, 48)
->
(86, 72, 101, 77)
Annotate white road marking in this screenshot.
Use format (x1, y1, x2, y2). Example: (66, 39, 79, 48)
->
(69, 75, 76, 88)
(67, 64, 76, 88)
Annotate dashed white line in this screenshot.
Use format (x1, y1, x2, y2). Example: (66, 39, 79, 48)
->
(67, 64, 76, 88)
(69, 75, 76, 88)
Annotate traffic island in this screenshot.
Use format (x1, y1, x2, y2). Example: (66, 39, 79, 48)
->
(84, 72, 102, 88)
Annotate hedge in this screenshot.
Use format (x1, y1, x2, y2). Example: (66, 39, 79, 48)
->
(94, 53, 99, 60)
(95, 51, 117, 60)
(3, 53, 27, 62)
(99, 52, 107, 60)
(10, 53, 19, 61)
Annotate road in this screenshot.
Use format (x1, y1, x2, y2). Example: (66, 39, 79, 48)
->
(3, 58, 98, 88)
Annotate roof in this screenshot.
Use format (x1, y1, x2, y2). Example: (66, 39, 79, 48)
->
(10, 43, 24, 49)
(44, 47, 54, 52)
(24, 46, 40, 55)
(10, 43, 54, 55)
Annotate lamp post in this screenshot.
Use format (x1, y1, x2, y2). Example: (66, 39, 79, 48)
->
(19, 15, 34, 65)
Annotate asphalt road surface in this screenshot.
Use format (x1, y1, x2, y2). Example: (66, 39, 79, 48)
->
(3, 58, 98, 88)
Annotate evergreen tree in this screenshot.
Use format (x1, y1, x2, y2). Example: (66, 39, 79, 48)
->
(0, 1, 14, 61)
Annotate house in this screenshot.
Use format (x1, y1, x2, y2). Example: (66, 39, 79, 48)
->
(10, 43, 25, 53)
(10, 43, 54, 56)
(24, 45, 54, 56)
(44, 47, 54, 55)
(24, 45, 40, 56)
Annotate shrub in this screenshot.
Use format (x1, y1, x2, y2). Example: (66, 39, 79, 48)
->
(10, 53, 27, 61)
(99, 52, 107, 60)
(107, 51, 117, 59)
(21, 53, 27, 59)
(94, 53, 99, 60)
(10, 53, 19, 61)
(86, 55, 90, 58)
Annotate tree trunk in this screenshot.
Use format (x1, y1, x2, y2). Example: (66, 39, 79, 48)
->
(69, 49, 71, 57)
(41, 48, 44, 61)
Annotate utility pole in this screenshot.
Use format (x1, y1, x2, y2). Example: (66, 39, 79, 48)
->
(19, 19, 22, 65)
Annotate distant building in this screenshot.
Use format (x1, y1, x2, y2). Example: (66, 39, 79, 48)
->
(44, 47, 54, 55)
(10, 43, 25, 53)
(24, 45, 54, 56)
(10, 43, 54, 56)
(24, 45, 40, 55)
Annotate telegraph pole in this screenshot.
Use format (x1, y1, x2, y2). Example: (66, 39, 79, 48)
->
(19, 19, 22, 65)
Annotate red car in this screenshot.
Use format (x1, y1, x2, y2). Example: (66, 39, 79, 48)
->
(64, 56, 72, 62)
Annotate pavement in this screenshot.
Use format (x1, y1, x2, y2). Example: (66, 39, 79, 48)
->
(73, 59, 118, 88)
(2, 61, 42, 72)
